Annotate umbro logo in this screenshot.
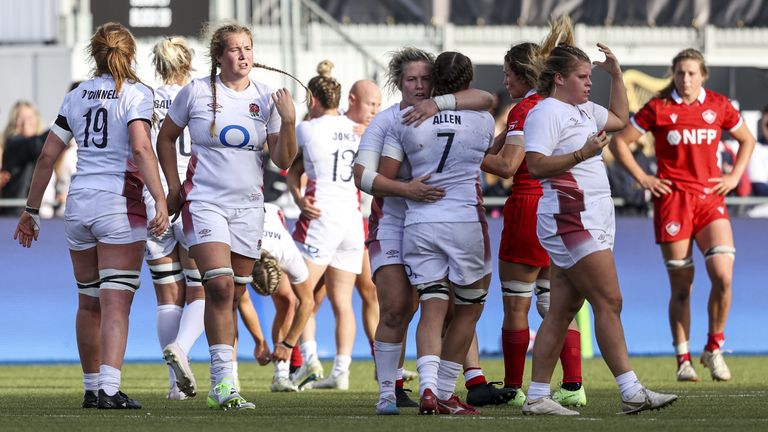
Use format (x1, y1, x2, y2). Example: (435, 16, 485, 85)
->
(207, 102, 223, 113)
(385, 249, 399, 258)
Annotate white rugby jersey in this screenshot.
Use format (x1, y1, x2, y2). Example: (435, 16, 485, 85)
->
(168, 76, 281, 208)
(523, 98, 610, 214)
(384, 108, 494, 226)
(262, 202, 290, 252)
(153, 84, 192, 188)
(356, 103, 409, 241)
(54, 75, 153, 201)
(296, 114, 361, 211)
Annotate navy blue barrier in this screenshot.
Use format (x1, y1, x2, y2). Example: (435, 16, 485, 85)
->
(1, 216, 766, 363)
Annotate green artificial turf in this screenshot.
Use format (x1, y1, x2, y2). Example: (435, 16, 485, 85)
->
(1, 356, 767, 431)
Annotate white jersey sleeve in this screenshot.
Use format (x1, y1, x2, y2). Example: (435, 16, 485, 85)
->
(523, 105, 561, 156)
(64, 76, 153, 200)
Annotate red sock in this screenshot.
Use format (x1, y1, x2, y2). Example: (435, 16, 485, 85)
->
(676, 352, 692, 365)
(560, 329, 582, 384)
(396, 378, 404, 389)
(290, 345, 303, 368)
(502, 328, 529, 388)
(705, 332, 725, 352)
(463, 367, 487, 389)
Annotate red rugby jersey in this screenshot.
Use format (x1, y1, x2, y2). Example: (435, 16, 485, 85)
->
(506, 92, 544, 196)
(631, 88, 742, 194)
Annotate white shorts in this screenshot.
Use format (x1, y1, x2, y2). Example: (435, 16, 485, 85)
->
(537, 196, 615, 269)
(182, 200, 264, 259)
(262, 228, 309, 285)
(403, 221, 491, 286)
(367, 238, 404, 279)
(293, 211, 364, 274)
(144, 191, 187, 261)
(64, 188, 147, 251)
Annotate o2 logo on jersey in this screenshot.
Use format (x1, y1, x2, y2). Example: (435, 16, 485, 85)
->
(219, 125, 257, 150)
(248, 103, 260, 119)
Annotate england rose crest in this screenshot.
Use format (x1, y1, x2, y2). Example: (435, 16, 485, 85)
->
(249, 103, 260, 118)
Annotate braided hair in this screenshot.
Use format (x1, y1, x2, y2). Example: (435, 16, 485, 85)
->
(432, 51, 474, 96)
(206, 22, 309, 137)
(307, 60, 341, 109)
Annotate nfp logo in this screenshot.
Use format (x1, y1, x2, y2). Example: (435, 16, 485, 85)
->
(667, 128, 717, 146)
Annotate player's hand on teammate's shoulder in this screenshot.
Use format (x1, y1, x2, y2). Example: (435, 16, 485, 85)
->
(402, 100, 438, 127)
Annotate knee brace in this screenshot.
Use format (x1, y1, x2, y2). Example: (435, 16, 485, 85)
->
(415, 280, 450, 301)
(99, 269, 141, 292)
(535, 279, 551, 319)
(184, 268, 203, 287)
(501, 280, 534, 298)
(665, 256, 694, 270)
(149, 262, 184, 285)
(77, 278, 101, 298)
(233, 274, 254, 285)
(202, 267, 234, 284)
(454, 286, 488, 305)
(704, 245, 736, 261)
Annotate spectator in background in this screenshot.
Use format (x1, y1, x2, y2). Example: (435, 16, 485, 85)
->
(606, 135, 655, 216)
(0, 100, 54, 216)
(747, 106, 768, 196)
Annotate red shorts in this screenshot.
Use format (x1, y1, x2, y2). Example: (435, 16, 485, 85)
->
(499, 193, 550, 268)
(653, 190, 728, 243)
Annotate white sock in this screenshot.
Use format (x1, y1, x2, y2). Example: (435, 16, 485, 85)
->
(175, 300, 205, 354)
(416, 355, 440, 396)
(275, 360, 290, 379)
(157, 304, 183, 387)
(232, 361, 239, 389)
(83, 372, 99, 392)
(527, 381, 551, 401)
(436, 359, 463, 401)
(616, 370, 643, 400)
(675, 341, 690, 357)
(396, 368, 404, 381)
(98, 364, 121, 396)
(374, 340, 401, 401)
(209, 344, 234, 387)
(301, 340, 318, 364)
(332, 355, 352, 377)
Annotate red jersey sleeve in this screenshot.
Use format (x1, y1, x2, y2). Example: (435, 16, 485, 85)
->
(721, 96, 742, 131)
(631, 99, 657, 134)
(506, 101, 529, 136)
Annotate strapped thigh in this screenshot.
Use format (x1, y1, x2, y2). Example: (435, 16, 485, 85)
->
(99, 269, 141, 292)
(77, 278, 101, 298)
(149, 262, 184, 285)
(454, 286, 488, 305)
(704, 245, 735, 261)
(665, 256, 694, 270)
(415, 280, 450, 301)
(501, 280, 534, 298)
(202, 267, 234, 284)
